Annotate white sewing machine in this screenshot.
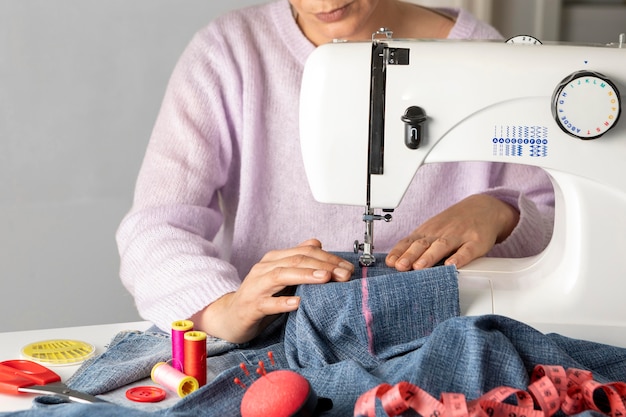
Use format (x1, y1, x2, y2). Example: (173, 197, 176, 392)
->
(300, 33, 626, 348)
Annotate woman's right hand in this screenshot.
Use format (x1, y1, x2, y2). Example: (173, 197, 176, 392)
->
(191, 239, 354, 343)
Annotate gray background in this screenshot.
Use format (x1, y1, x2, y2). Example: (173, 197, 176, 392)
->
(0, 0, 260, 331)
(1, 0, 623, 332)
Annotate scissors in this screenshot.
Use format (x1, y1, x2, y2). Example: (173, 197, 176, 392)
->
(0, 359, 107, 404)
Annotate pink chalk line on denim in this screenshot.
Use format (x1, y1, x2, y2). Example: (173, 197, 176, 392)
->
(361, 267, 375, 356)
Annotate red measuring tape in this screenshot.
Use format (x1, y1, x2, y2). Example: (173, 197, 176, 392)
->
(354, 365, 626, 417)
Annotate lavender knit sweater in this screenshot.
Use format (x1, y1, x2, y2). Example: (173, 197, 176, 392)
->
(116, 0, 554, 332)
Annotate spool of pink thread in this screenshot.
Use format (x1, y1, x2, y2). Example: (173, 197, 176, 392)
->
(151, 362, 199, 398)
(171, 320, 193, 372)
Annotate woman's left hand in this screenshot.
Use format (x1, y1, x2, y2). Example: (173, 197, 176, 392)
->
(385, 194, 520, 271)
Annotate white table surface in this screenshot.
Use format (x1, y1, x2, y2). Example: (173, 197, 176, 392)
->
(0, 321, 151, 412)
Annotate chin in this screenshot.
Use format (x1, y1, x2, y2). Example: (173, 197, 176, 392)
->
(322, 23, 366, 42)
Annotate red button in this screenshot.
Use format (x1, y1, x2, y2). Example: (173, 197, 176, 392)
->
(125, 386, 167, 403)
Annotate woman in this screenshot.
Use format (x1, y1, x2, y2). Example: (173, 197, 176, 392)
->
(116, 0, 554, 343)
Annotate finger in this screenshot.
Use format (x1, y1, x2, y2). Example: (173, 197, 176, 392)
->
(412, 236, 459, 270)
(296, 238, 323, 249)
(259, 250, 354, 282)
(444, 241, 484, 269)
(264, 240, 353, 273)
(385, 236, 421, 268)
(298, 243, 355, 276)
(259, 265, 346, 295)
(257, 294, 301, 316)
(234, 269, 308, 322)
(385, 232, 430, 270)
(390, 237, 432, 272)
(234, 293, 301, 330)
(283, 255, 353, 281)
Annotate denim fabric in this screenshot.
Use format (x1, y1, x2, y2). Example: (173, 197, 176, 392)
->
(66, 325, 242, 394)
(284, 261, 459, 369)
(57, 316, 283, 411)
(3, 254, 626, 417)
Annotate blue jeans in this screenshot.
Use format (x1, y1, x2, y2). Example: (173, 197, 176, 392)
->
(4, 253, 626, 416)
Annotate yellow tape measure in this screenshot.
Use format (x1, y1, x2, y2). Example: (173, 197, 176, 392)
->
(21, 339, 95, 366)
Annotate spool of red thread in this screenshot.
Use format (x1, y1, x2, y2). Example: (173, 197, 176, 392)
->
(183, 331, 207, 387)
(171, 320, 193, 372)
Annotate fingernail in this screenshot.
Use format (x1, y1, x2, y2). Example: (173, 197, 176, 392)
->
(338, 261, 354, 271)
(445, 258, 457, 266)
(286, 297, 299, 306)
(333, 267, 352, 280)
(313, 270, 328, 279)
(387, 255, 398, 264)
(398, 258, 410, 269)
(414, 259, 427, 269)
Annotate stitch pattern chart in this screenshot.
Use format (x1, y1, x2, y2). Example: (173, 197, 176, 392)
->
(492, 125, 549, 158)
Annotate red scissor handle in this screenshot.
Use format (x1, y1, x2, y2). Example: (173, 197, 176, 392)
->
(0, 360, 61, 394)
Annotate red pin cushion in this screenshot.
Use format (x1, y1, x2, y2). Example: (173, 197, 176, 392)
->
(241, 369, 329, 417)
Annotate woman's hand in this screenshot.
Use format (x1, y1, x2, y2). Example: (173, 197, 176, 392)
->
(386, 194, 519, 271)
(192, 239, 354, 343)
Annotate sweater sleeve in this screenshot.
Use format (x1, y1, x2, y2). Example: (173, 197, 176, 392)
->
(482, 164, 555, 258)
(116, 28, 242, 331)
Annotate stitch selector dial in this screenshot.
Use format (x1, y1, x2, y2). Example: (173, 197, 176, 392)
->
(506, 35, 542, 45)
(552, 70, 622, 139)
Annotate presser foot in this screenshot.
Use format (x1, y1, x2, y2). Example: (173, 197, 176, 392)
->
(353, 240, 376, 267)
(354, 210, 392, 267)
(359, 253, 376, 267)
